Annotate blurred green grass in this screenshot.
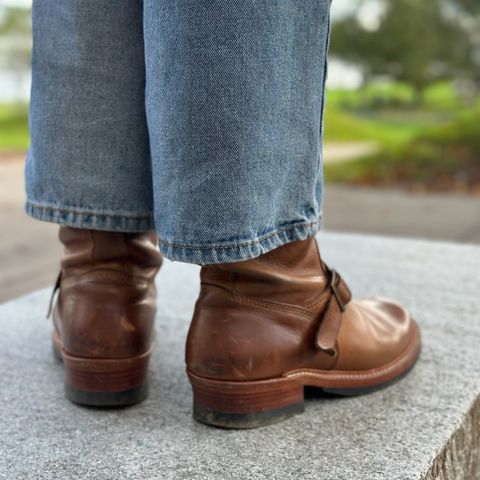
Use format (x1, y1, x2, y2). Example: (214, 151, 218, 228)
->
(0, 82, 460, 152)
(324, 81, 462, 145)
(325, 107, 480, 192)
(1, 103, 439, 151)
(0, 101, 408, 153)
(327, 81, 463, 112)
(1, 81, 477, 192)
(0, 103, 29, 151)
(323, 107, 442, 145)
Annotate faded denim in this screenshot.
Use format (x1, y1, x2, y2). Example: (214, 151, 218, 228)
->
(25, 0, 332, 265)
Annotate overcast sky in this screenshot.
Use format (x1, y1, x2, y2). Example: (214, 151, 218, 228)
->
(1, 0, 30, 7)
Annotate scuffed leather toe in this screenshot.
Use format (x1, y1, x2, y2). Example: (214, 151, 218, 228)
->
(334, 297, 417, 371)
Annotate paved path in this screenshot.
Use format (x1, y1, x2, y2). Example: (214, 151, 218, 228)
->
(1, 154, 479, 303)
(0, 155, 61, 304)
(324, 184, 480, 243)
(323, 141, 378, 163)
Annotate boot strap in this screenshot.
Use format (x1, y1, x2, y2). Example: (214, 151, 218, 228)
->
(314, 266, 352, 355)
(46, 271, 62, 319)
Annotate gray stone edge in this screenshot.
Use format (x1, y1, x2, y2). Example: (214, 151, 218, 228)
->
(422, 394, 480, 479)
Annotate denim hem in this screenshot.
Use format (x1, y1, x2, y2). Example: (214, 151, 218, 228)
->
(25, 200, 155, 232)
(158, 217, 322, 265)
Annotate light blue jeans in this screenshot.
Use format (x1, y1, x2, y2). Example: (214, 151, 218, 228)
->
(25, 0, 332, 265)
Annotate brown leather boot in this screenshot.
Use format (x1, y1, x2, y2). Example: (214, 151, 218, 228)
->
(186, 237, 421, 428)
(48, 226, 163, 406)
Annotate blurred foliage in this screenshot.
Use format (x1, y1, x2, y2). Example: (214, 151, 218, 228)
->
(323, 104, 440, 145)
(326, 0, 480, 193)
(327, 81, 465, 112)
(455, 0, 479, 12)
(325, 106, 480, 192)
(330, 0, 476, 102)
(324, 81, 458, 147)
(0, 6, 30, 35)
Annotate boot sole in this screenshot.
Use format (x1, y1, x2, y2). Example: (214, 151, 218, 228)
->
(52, 331, 150, 407)
(188, 320, 421, 429)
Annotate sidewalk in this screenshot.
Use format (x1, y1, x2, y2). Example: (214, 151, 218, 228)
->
(0, 156, 61, 303)
(1, 154, 479, 303)
(324, 184, 480, 243)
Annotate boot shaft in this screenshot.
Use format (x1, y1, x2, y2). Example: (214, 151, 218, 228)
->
(199, 237, 330, 310)
(52, 227, 162, 359)
(59, 226, 162, 279)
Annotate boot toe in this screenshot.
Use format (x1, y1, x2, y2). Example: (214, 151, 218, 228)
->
(334, 297, 419, 371)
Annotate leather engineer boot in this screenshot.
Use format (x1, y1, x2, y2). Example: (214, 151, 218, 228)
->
(48, 226, 162, 407)
(186, 237, 421, 428)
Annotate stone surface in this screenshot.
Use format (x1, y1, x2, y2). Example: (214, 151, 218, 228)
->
(0, 233, 479, 480)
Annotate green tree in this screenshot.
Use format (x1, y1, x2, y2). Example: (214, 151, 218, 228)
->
(454, 0, 480, 15)
(330, 0, 471, 102)
(451, 0, 480, 88)
(0, 6, 30, 35)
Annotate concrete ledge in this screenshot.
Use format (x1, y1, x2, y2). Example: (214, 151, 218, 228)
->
(1, 232, 479, 480)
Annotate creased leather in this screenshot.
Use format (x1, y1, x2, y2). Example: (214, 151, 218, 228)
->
(186, 237, 417, 381)
(51, 226, 162, 359)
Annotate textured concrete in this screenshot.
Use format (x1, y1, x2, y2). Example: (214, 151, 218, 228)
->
(0, 233, 479, 480)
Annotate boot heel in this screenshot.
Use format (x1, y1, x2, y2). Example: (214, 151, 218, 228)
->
(61, 349, 151, 407)
(188, 370, 304, 429)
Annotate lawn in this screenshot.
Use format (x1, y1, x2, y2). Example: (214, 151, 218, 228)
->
(325, 106, 480, 192)
(0, 103, 29, 151)
(0, 102, 448, 152)
(324, 81, 464, 145)
(0, 81, 471, 160)
(323, 106, 447, 145)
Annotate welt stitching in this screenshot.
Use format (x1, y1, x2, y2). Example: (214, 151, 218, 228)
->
(285, 327, 417, 380)
(231, 291, 317, 319)
(199, 282, 317, 318)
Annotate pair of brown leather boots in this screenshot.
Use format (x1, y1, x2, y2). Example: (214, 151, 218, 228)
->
(49, 226, 421, 428)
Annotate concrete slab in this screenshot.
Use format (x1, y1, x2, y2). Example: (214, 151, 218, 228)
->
(0, 233, 479, 480)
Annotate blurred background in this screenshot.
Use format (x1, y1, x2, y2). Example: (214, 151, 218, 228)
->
(1, 0, 479, 303)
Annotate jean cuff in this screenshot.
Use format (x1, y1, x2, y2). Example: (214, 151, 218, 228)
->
(157, 218, 322, 265)
(25, 200, 155, 232)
